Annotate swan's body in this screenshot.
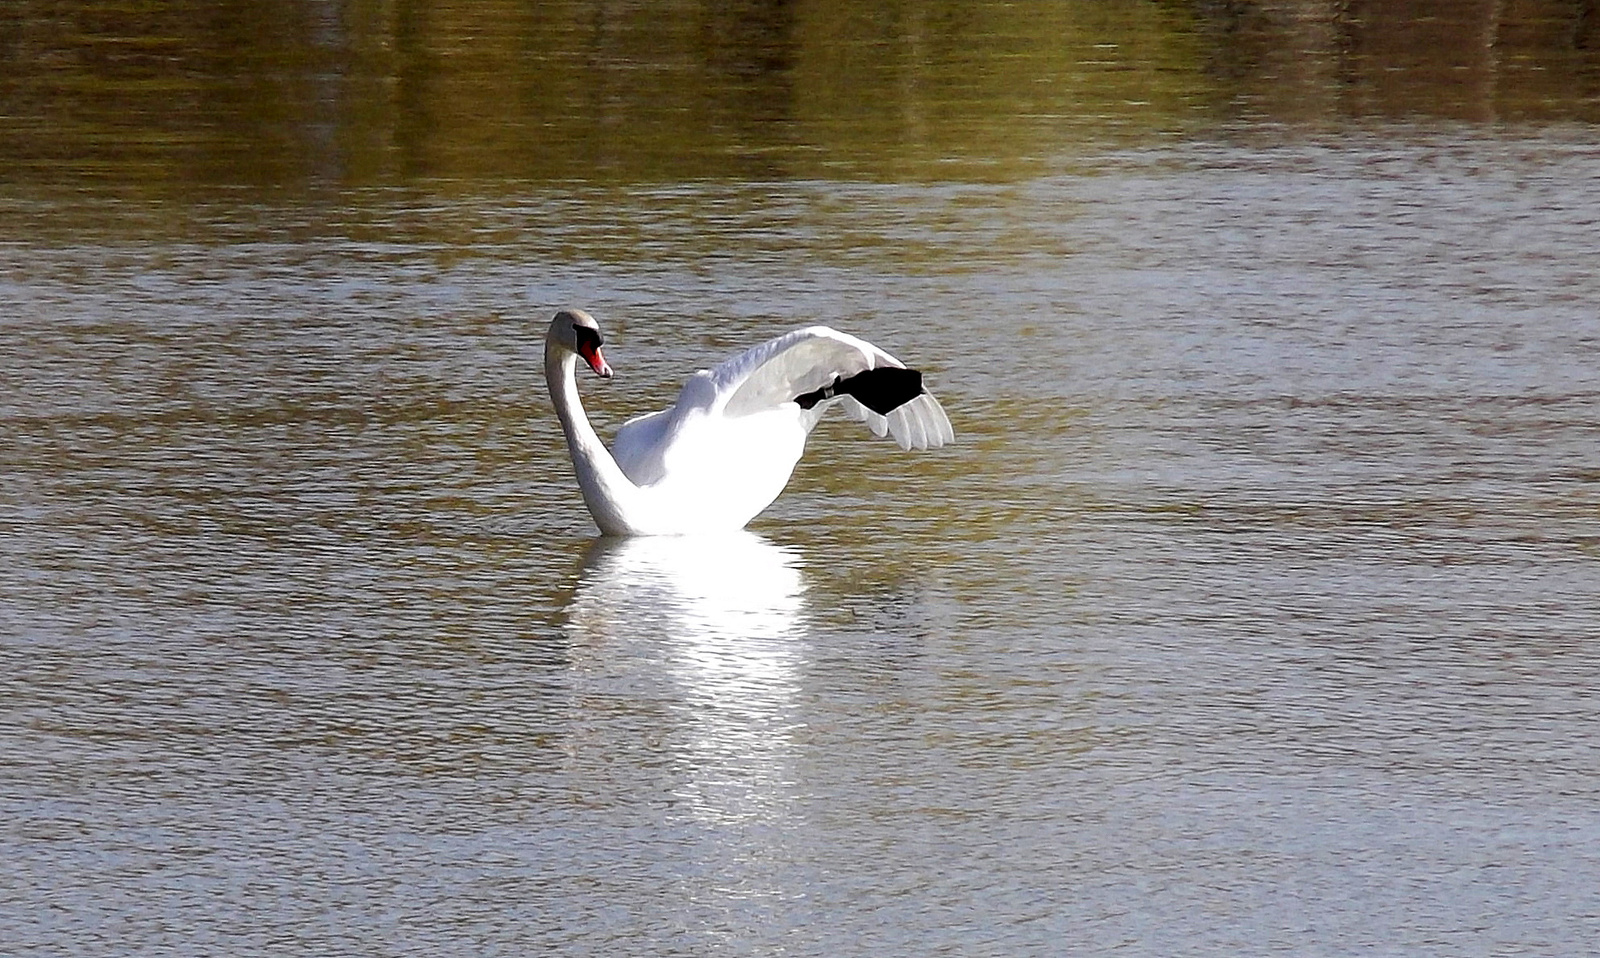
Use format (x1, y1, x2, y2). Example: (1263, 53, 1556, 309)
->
(544, 309, 953, 536)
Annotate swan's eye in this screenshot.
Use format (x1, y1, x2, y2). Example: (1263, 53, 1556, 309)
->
(574, 326, 603, 350)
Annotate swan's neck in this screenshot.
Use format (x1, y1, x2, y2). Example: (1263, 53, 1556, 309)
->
(545, 344, 640, 535)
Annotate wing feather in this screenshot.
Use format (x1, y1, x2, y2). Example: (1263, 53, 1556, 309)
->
(888, 404, 919, 451)
(708, 325, 952, 449)
(716, 327, 881, 416)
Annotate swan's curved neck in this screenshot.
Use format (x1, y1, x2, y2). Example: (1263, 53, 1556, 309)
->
(545, 343, 639, 535)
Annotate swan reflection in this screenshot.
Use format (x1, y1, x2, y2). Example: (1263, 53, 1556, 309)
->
(564, 531, 809, 827)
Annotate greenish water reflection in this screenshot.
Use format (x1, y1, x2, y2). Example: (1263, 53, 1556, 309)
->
(3, 0, 1598, 191)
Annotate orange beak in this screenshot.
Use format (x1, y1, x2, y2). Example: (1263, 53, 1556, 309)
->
(579, 341, 612, 379)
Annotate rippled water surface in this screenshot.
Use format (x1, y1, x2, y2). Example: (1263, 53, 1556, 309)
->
(6, 3, 1600, 955)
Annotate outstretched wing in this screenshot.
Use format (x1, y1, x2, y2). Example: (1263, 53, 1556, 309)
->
(713, 325, 954, 451)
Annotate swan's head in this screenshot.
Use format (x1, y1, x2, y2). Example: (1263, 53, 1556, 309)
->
(549, 308, 613, 379)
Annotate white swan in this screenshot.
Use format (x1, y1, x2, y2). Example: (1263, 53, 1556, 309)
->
(545, 308, 954, 536)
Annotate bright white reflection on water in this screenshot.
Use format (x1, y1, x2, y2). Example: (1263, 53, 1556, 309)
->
(565, 533, 807, 828)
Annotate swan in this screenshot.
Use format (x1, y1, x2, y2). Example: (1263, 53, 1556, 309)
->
(544, 308, 953, 536)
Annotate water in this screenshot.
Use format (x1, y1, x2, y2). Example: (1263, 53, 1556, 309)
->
(6, 3, 1600, 955)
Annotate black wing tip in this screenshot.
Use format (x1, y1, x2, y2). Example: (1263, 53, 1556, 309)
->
(795, 366, 924, 416)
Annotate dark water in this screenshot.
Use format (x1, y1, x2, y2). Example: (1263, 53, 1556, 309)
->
(5, 2, 1600, 955)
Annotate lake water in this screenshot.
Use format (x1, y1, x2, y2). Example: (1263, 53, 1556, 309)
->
(4, 2, 1600, 955)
